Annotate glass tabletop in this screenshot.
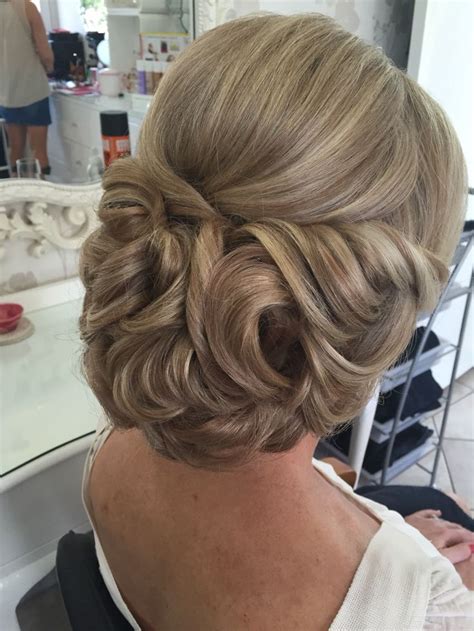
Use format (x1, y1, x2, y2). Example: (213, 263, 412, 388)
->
(0, 299, 100, 476)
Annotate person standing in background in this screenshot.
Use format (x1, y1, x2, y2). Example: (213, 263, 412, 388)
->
(0, 0, 54, 176)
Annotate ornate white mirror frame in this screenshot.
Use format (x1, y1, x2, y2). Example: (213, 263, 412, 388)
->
(0, 179, 102, 262)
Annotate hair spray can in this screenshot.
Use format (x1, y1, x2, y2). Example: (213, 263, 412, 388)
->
(100, 111, 130, 168)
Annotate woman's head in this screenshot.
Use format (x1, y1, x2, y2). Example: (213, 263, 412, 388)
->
(80, 14, 466, 467)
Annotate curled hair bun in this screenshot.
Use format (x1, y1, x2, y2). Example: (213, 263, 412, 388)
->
(80, 14, 465, 467)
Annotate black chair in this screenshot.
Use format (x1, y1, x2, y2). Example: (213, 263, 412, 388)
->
(56, 531, 133, 630)
(16, 531, 132, 631)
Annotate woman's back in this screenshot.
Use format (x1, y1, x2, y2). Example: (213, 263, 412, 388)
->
(85, 425, 473, 630)
(88, 428, 380, 630)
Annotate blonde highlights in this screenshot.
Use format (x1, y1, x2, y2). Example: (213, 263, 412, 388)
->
(80, 14, 466, 467)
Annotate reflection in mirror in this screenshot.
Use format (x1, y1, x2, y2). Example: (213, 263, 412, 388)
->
(0, 0, 423, 510)
(0, 178, 102, 478)
(0, 0, 417, 186)
(0, 0, 193, 185)
(0, 0, 450, 486)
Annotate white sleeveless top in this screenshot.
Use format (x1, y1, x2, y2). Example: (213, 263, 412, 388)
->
(83, 419, 474, 630)
(0, 0, 50, 108)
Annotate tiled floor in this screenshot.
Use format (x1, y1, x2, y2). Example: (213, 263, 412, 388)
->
(389, 368, 474, 513)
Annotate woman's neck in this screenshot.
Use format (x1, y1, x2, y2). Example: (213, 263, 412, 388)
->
(143, 433, 321, 509)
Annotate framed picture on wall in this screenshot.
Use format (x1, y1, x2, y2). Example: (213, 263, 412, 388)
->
(140, 32, 191, 62)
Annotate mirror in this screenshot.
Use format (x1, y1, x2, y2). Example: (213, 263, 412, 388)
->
(0, 0, 194, 186)
(0, 0, 419, 470)
(0, 0, 419, 474)
(0, 0, 415, 186)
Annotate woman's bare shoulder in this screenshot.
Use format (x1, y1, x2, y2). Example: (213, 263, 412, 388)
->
(88, 428, 150, 521)
(24, 1, 40, 21)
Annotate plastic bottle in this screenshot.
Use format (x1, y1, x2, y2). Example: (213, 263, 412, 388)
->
(136, 59, 146, 95)
(145, 60, 154, 95)
(152, 60, 163, 92)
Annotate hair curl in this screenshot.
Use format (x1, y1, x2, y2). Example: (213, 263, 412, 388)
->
(80, 14, 466, 467)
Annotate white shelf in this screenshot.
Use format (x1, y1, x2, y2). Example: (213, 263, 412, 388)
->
(323, 432, 437, 483)
(418, 283, 470, 321)
(381, 337, 455, 394)
(370, 412, 432, 443)
(361, 438, 437, 483)
(445, 283, 472, 302)
(107, 7, 139, 16)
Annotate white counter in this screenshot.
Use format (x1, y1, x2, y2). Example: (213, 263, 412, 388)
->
(51, 90, 146, 124)
(0, 298, 99, 478)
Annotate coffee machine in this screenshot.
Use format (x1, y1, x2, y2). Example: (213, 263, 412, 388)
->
(48, 32, 85, 80)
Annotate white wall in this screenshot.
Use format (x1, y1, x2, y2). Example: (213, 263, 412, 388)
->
(107, 15, 140, 73)
(37, 0, 59, 32)
(221, 0, 415, 68)
(55, 0, 85, 33)
(408, 0, 473, 383)
(408, 0, 473, 208)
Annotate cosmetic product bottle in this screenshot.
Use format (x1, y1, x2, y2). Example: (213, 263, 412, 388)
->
(152, 60, 163, 92)
(100, 110, 130, 167)
(145, 60, 154, 95)
(136, 59, 146, 95)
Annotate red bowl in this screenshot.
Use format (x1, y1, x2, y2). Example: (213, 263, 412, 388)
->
(0, 303, 24, 333)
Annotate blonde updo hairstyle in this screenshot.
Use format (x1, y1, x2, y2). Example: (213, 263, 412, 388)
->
(80, 14, 466, 468)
